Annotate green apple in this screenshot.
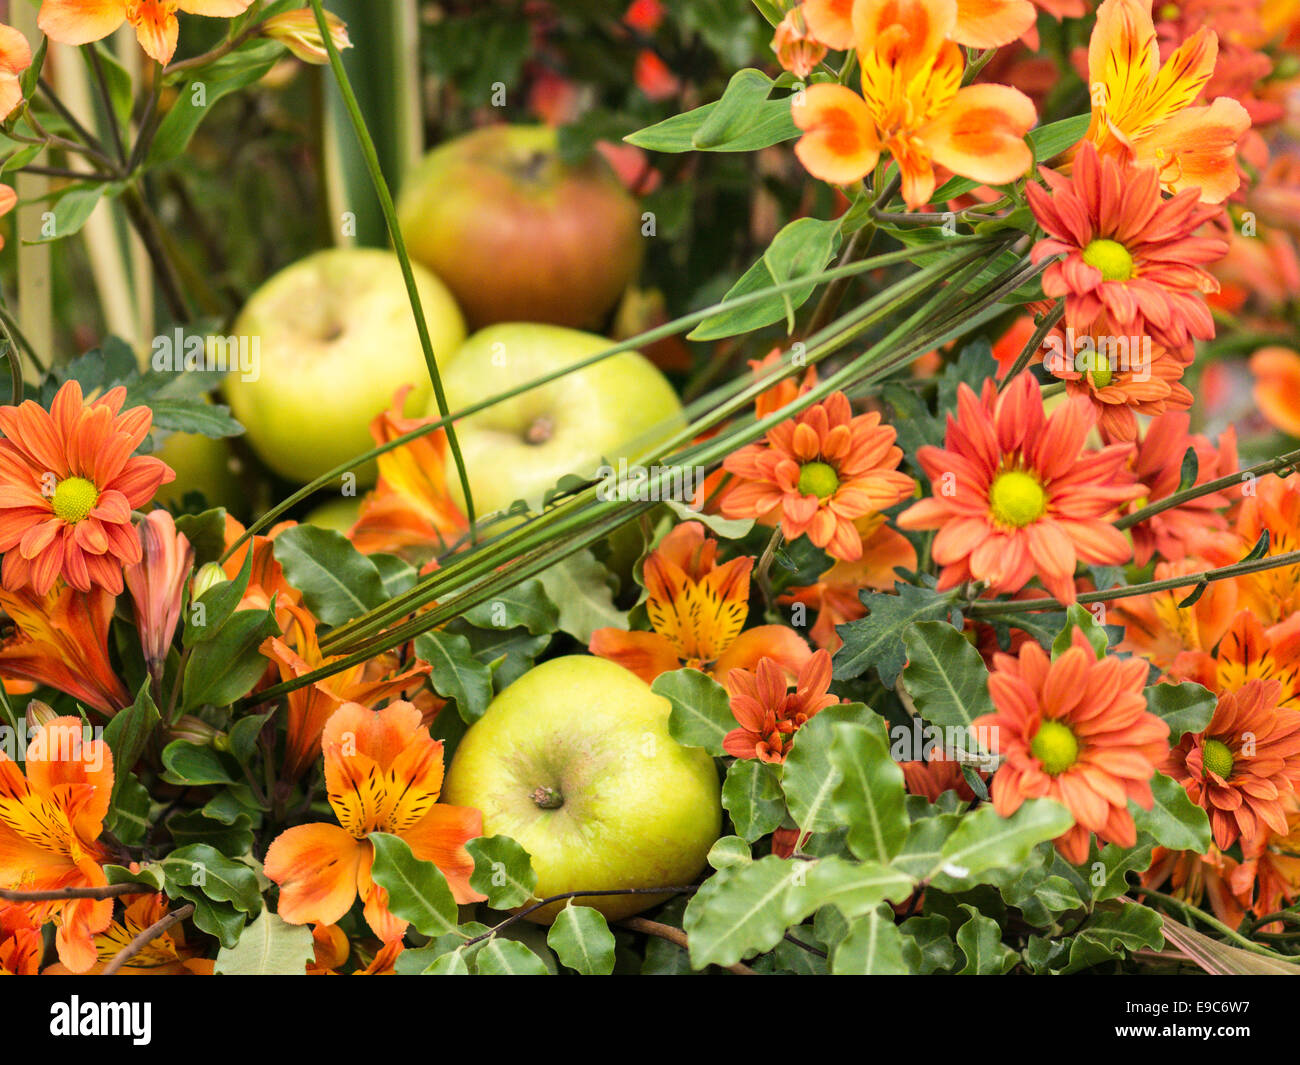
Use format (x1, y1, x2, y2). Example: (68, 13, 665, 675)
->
(304, 495, 361, 533)
(442, 655, 721, 923)
(435, 323, 684, 516)
(397, 125, 643, 330)
(152, 430, 241, 511)
(223, 247, 466, 485)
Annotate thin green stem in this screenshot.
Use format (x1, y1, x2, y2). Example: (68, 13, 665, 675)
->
(1116, 446, 1300, 530)
(83, 44, 127, 164)
(998, 300, 1064, 392)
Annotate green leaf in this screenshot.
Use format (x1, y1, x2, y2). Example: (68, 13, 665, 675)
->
(166, 808, 255, 856)
(273, 525, 385, 625)
(1090, 839, 1155, 903)
(466, 835, 538, 909)
(146, 398, 244, 438)
(626, 92, 798, 154)
(413, 631, 495, 724)
(931, 798, 1074, 888)
(547, 904, 616, 975)
(160, 740, 239, 786)
(1131, 772, 1212, 853)
(226, 710, 274, 765)
(159, 844, 261, 946)
(663, 499, 753, 538)
(102, 681, 160, 797)
(694, 68, 777, 148)
(184, 546, 251, 647)
(1060, 901, 1164, 973)
(24, 182, 113, 245)
(829, 721, 909, 863)
(954, 905, 1019, 974)
(722, 758, 786, 843)
(214, 911, 314, 975)
(368, 833, 460, 937)
(780, 702, 875, 832)
(689, 217, 841, 340)
(461, 579, 558, 635)
(474, 937, 550, 975)
(832, 905, 910, 975)
(104, 773, 152, 845)
(900, 621, 995, 741)
(536, 548, 627, 642)
(1145, 681, 1216, 740)
(1052, 603, 1110, 658)
(653, 668, 734, 757)
(834, 583, 956, 687)
(105, 862, 166, 891)
(175, 508, 229, 566)
(900, 914, 956, 974)
(708, 835, 755, 870)
(182, 607, 279, 710)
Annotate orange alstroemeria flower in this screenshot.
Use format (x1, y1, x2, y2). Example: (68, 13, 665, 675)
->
(723, 649, 838, 763)
(0, 380, 174, 596)
(0, 716, 114, 973)
(264, 701, 484, 942)
(349, 386, 468, 557)
(1251, 347, 1300, 439)
(0, 903, 42, 974)
(221, 515, 301, 632)
(793, 0, 1036, 207)
(1083, 0, 1250, 203)
(0, 23, 32, 119)
(1224, 474, 1300, 626)
(124, 509, 194, 677)
(1174, 609, 1300, 713)
(39, 0, 255, 67)
(0, 582, 130, 715)
(263, 604, 431, 780)
(804, 0, 1035, 51)
(1112, 557, 1238, 672)
(44, 893, 213, 975)
(1142, 844, 1248, 929)
(590, 521, 811, 685)
(1233, 796, 1300, 924)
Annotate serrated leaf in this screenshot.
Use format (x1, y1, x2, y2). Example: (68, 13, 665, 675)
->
(467, 835, 538, 909)
(461, 579, 558, 635)
(721, 758, 786, 843)
(954, 905, 1019, 974)
(900, 914, 955, 974)
(1090, 839, 1155, 903)
(1060, 901, 1164, 973)
(829, 721, 908, 863)
(368, 833, 460, 937)
(780, 702, 874, 833)
(834, 583, 956, 687)
(547, 904, 616, 975)
(900, 621, 995, 743)
(214, 911, 314, 975)
(653, 667, 734, 756)
(536, 548, 627, 642)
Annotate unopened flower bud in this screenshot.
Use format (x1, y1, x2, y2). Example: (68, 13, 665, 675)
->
(772, 6, 827, 80)
(170, 715, 222, 746)
(191, 562, 229, 600)
(261, 9, 352, 65)
(25, 699, 58, 731)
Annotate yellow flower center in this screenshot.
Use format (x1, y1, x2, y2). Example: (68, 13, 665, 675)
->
(1030, 719, 1079, 775)
(1202, 738, 1234, 780)
(51, 476, 99, 524)
(797, 461, 840, 500)
(1082, 238, 1135, 281)
(989, 469, 1046, 528)
(1090, 365, 1114, 388)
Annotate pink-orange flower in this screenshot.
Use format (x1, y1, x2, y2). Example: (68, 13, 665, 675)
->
(1028, 142, 1228, 348)
(897, 373, 1142, 603)
(264, 701, 484, 942)
(1250, 347, 1300, 438)
(0, 23, 31, 119)
(722, 649, 837, 763)
(0, 380, 174, 595)
(975, 629, 1169, 864)
(1166, 678, 1300, 850)
(1083, 0, 1250, 203)
(39, 0, 255, 67)
(0, 716, 114, 973)
(721, 392, 914, 561)
(124, 509, 194, 677)
(772, 6, 828, 78)
(590, 521, 811, 684)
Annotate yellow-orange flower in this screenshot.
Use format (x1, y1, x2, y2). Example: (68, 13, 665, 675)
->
(1142, 844, 1248, 929)
(0, 23, 32, 119)
(44, 893, 213, 975)
(1251, 347, 1300, 438)
(590, 521, 812, 684)
(723, 649, 838, 763)
(975, 629, 1169, 864)
(0, 716, 114, 973)
(0, 903, 41, 974)
(264, 701, 483, 942)
(1083, 0, 1250, 203)
(1112, 557, 1238, 672)
(38, 0, 255, 66)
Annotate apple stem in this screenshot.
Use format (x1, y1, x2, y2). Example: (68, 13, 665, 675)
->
(530, 785, 564, 810)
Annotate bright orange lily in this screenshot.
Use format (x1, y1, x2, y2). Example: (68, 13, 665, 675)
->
(38, 0, 255, 66)
(803, 0, 1035, 51)
(1112, 557, 1238, 672)
(0, 582, 130, 715)
(262, 603, 431, 779)
(589, 521, 811, 685)
(264, 701, 484, 942)
(0, 716, 114, 973)
(44, 892, 213, 975)
(349, 386, 468, 557)
(1083, 0, 1250, 202)
(221, 515, 302, 632)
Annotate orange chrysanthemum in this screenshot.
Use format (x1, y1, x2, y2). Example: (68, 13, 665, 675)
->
(590, 521, 811, 684)
(722, 649, 838, 763)
(264, 701, 484, 942)
(721, 392, 914, 561)
(1166, 678, 1300, 850)
(38, 0, 255, 66)
(0, 716, 114, 973)
(1028, 142, 1228, 348)
(0, 381, 174, 595)
(897, 373, 1142, 603)
(975, 629, 1169, 864)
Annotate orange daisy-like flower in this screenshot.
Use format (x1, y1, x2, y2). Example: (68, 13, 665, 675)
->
(0, 716, 114, 973)
(1028, 142, 1228, 348)
(349, 385, 468, 558)
(1083, 0, 1249, 205)
(0, 582, 131, 715)
(1166, 678, 1300, 850)
(44, 892, 213, 975)
(896, 373, 1142, 604)
(590, 521, 810, 684)
(0, 380, 174, 595)
(722, 649, 838, 763)
(264, 700, 484, 942)
(899, 752, 978, 804)
(721, 392, 914, 562)
(975, 629, 1170, 864)
(38, 0, 255, 67)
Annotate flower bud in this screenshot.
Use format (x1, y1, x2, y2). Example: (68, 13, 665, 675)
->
(771, 6, 826, 79)
(261, 9, 352, 65)
(24, 699, 58, 731)
(191, 562, 229, 600)
(169, 715, 223, 746)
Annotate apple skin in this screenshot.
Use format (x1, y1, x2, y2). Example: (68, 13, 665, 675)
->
(397, 125, 643, 330)
(441, 655, 722, 923)
(304, 495, 361, 533)
(223, 248, 466, 485)
(435, 323, 685, 516)
(152, 430, 241, 512)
